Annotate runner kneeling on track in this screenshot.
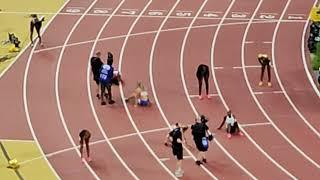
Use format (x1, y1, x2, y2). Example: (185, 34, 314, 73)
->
(79, 129, 91, 162)
(191, 115, 213, 165)
(99, 59, 115, 105)
(217, 110, 244, 139)
(90, 51, 104, 99)
(196, 64, 211, 100)
(125, 81, 150, 107)
(165, 123, 186, 177)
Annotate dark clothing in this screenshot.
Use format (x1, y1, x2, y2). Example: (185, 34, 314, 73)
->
(79, 130, 91, 145)
(191, 122, 209, 152)
(30, 18, 43, 44)
(90, 57, 103, 85)
(227, 122, 240, 134)
(318, 73, 320, 85)
(99, 65, 114, 85)
(169, 128, 183, 160)
(196, 64, 210, 96)
(258, 57, 271, 82)
(218, 115, 240, 134)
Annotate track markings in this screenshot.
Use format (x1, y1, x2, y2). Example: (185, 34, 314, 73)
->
(160, 156, 193, 161)
(253, 91, 283, 95)
(241, 122, 272, 127)
(189, 94, 219, 98)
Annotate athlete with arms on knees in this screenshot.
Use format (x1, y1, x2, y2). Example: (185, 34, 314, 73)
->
(196, 64, 211, 100)
(79, 129, 91, 162)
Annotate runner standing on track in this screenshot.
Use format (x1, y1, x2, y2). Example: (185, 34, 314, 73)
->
(30, 14, 44, 47)
(79, 129, 91, 162)
(191, 115, 213, 165)
(217, 110, 243, 139)
(258, 54, 272, 87)
(165, 123, 185, 178)
(90, 51, 104, 99)
(196, 64, 211, 100)
(99, 59, 115, 105)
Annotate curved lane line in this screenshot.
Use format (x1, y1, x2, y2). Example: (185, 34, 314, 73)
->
(34, 19, 300, 54)
(55, 0, 102, 179)
(86, 0, 140, 179)
(240, 0, 298, 178)
(271, 0, 320, 168)
(22, 1, 72, 179)
(179, 0, 257, 179)
(209, 0, 298, 178)
(149, 0, 218, 179)
(273, 2, 320, 138)
(302, 1, 320, 98)
(117, 1, 178, 179)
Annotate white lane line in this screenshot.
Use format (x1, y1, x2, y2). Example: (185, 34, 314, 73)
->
(180, 0, 256, 179)
(149, 0, 218, 179)
(66, 6, 86, 9)
(241, 122, 272, 127)
(287, 13, 306, 16)
(301, 0, 320, 98)
(0, 139, 34, 143)
(213, 66, 224, 69)
(245, 41, 255, 44)
(260, 12, 278, 15)
(245, 0, 320, 172)
(189, 94, 219, 98)
(263, 41, 272, 44)
(22, 1, 71, 179)
(86, 0, 139, 179)
(160, 156, 193, 161)
(55, 0, 101, 179)
(233, 65, 273, 69)
(253, 91, 283, 95)
(272, 0, 320, 162)
(118, 0, 178, 179)
(213, 0, 296, 178)
(33, 19, 301, 54)
(20, 127, 170, 166)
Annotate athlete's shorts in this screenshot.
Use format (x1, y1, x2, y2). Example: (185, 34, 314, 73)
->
(194, 138, 208, 152)
(138, 99, 149, 106)
(172, 144, 183, 160)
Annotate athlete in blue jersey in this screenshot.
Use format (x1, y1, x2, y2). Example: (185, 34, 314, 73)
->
(99, 59, 115, 105)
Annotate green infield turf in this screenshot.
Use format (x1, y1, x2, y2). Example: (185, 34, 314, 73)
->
(0, 0, 65, 74)
(0, 140, 58, 180)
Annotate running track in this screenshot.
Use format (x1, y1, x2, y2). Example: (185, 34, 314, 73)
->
(0, 0, 319, 179)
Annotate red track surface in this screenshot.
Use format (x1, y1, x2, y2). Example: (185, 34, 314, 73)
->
(1, 0, 319, 179)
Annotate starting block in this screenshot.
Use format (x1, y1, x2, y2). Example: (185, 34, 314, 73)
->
(310, 6, 320, 22)
(7, 158, 20, 169)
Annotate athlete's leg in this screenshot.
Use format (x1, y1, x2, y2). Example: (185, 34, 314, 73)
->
(259, 65, 266, 86)
(267, 65, 272, 87)
(204, 71, 210, 98)
(35, 26, 42, 45)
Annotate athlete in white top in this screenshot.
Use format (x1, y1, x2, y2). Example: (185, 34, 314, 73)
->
(218, 110, 243, 139)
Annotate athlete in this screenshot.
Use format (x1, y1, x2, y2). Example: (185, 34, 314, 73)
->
(79, 129, 91, 162)
(217, 110, 243, 139)
(125, 81, 150, 107)
(165, 123, 185, 177)
(196, 64, 211, 100)
(258, 54, 272, 87)
(30, 14, 45, 46)
(191, 115, 213, 165)
(99, 59, 115, 105)
(90, 52, 104, 99)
